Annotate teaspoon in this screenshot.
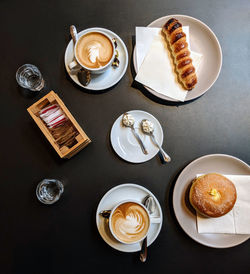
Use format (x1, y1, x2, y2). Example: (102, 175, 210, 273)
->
(70, 25, 91, 86)
(122, 113, 148, 155)
(141, 119, 171, 163)
(140, 195, 156, 262)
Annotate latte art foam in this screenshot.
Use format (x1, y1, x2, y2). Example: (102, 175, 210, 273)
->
(88, 45, 100, 63)
(111, 202, 150, 243)
(76, 32, 113, 69)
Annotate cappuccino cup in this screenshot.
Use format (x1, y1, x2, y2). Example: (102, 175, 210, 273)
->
(69, 28, 115, 74)
(109, 200, 161, 245)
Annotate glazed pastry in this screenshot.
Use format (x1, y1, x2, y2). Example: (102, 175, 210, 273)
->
(189, 173, 237, 218)
(162, 18, 197, 90)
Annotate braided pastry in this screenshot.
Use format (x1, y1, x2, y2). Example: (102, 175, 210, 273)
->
(162, 18, 197, 90)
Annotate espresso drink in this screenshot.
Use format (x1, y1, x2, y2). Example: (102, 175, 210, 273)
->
(76, 32, 113, 69)
(111, 202, 150, 243)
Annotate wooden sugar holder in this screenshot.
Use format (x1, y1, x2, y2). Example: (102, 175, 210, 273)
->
(27, 91, 91, 159)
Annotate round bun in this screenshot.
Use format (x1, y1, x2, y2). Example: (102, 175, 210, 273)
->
(189, 173, 237, 218)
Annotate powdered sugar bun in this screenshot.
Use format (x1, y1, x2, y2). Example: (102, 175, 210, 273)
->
(189, 173, 237, 218)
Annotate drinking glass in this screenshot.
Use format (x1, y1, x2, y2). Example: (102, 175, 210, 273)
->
(16, 64, 45, 91)
(36, 179, 64, 205)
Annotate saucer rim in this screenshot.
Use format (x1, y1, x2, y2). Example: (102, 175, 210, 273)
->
(110, 110, 164, 163)
(64, 27, 129, 90)
(96, 183, 163, 252)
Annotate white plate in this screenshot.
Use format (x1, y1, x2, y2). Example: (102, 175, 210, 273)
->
(110, 110, 163, 163)
(96, 183, 163, 252)
(64, 27, 128, 90)
(133, 14, 222, 102)
(173, 154, 250, 248)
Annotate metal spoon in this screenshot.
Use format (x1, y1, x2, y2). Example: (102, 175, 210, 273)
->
(69, 25, 91, 86)
(70, 25, 78, 46)
(141, 119, 171, 163)
(140, 195, 156, 262)
(122, 113, 148, 155)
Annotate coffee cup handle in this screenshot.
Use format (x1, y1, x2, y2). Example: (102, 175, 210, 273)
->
(68, 60, 80, 71)
(150, 216, 162, 224)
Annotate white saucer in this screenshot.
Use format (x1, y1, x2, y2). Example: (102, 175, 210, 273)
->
(64, 27, 128, 90)
(133, 14, 222, 102)
(110, 110, 164, 163)
(173, 154, 250, 248)
(96, 183, 163, 252)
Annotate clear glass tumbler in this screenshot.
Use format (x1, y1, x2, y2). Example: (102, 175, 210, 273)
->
(36, 179, 64, 205)
(16, 64, 45, 91)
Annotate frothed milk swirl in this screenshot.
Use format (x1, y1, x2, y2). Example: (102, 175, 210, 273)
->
(111, 202, 150, 243)
(76, 32, 113, 69)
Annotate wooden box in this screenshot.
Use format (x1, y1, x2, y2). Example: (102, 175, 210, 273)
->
(27, 91, 91, 159)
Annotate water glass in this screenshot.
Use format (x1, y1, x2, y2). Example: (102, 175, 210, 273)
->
(16, 64, 45, 91)
(36, 179, 64, 205)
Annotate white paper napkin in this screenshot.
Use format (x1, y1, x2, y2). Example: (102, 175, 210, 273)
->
(135, 27, 202, 102)
(196, 175, 250, 234)
(135, 26, 190, 69)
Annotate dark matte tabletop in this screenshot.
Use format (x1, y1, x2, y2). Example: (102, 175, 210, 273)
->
(0, 0, 250, 273)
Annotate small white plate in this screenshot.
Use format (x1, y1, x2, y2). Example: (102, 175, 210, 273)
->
(64, 27, 128, 90)
(133, 14, 222, 102)
(173, 154, 250, 248)
(110, 110, 163, 163)
(96, 183, 163, 252)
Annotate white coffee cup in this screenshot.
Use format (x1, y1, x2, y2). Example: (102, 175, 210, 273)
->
(109, 199, 161, 245)
(68, 28, 115, 74)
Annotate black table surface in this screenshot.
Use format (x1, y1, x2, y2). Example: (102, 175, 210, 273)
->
(1, 0, 250, 273)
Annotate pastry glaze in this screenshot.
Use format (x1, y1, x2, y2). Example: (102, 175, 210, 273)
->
(189, 173, 237, 218)
(162, 18, 197, 90)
